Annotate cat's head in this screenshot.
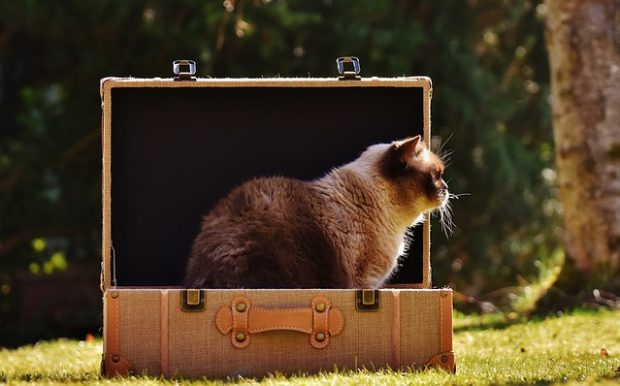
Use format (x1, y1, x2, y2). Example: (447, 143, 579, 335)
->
(380, 135, 450, 221)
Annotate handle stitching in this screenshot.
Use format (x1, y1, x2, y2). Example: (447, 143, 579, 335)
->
(328, 309, 344, 336)
(250, 326, 312, 334)
(220, 296, 341, 348)
(215, 308, 231, 335)
(252, 307, 309, 313)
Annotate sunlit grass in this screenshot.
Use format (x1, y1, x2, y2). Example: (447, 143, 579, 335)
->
(0, 339, 101, 384)
(1, 309, 619, 385)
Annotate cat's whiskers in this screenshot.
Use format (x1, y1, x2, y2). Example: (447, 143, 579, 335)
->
(439, 200, 454, 237)
(435, 191, 468, 237)
(436, 132, 454, 156)
(438, 150, 454, 164)
(449, 193, 471, 199)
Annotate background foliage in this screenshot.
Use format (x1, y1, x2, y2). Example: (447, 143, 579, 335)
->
(0, 0, 559, 345)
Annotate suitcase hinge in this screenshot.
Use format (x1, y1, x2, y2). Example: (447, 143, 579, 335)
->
(181, 289, 205, 312)
(337, 56, 361, 81)
(356, 289, 379, 311)
(173, 60, 197, 81)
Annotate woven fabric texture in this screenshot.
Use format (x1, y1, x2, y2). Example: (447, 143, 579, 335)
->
(108, 289, 447, 378)
(118, 291, 161, 373)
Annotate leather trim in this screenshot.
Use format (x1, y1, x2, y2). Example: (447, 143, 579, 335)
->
(160, 290, 169, 377)
(310, 296, 330, 349)
(391, 290, 401, 368)
(216, 302, 344, 336)
(215, 296, 344, 349)
(250, 308, 313, 333)
(215, 306, 233, 334)
(231, 296, 251, 348)
(102, 291, 135, 377)
(328, 307, 345, 336)
(103, 353, 135, 377)
(439, 290, 453, 353)
(104, 291, 120, 357)
(425, 351, 456, 373)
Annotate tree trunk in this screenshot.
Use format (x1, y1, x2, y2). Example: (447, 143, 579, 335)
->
(545, 0, 620, 293)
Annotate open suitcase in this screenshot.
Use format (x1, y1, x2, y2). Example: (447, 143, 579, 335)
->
(100, 59, 455, 378)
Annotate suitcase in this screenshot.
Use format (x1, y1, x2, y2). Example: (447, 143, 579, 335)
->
(100, 58, 455, 378)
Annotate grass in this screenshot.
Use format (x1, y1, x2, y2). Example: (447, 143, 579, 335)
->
(1, 309, 619, 385)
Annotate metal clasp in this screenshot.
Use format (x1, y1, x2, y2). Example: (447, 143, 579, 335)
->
(173, 60, 197, 81)
(336, 56, 361, 80)
(356, 289, 379, 311)
(181, 289, 205, 312)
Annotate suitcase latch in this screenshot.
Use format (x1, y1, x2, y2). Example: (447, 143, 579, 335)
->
(173, 60, 197, 81)
(337, 56, 361, 80)
(356, 289, 379, 311)
(181, 289, 205, 312)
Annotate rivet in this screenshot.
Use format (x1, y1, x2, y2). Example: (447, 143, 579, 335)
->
(111, 291, 119, 299)
(315, 332, 326, 342)
(441, 355, 448, 363)
(315, 302, 326, 313)
(112, 355, 120, 363)
(440, 291, 448, 298)
(236, 302, 247, 312)
(235, 332, 246, 342)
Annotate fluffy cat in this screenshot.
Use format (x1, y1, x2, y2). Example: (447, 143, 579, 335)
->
(185, 135, 449, 289)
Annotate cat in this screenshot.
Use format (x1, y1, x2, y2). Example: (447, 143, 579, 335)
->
(185, 135, 450, 289)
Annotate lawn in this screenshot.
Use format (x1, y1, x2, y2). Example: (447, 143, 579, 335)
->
(1, 309, 619, 385)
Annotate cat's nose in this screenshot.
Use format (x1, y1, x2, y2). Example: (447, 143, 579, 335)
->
(440, 180, 448, 190)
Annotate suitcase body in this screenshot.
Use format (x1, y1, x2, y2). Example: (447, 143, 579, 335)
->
(103, 288, 453, 377)
(100, 67, 455, 377)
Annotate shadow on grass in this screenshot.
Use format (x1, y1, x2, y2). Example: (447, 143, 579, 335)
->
(453, 312, 555, 334)
(454, 306, 614, 334)
(453, 318, 515, 334)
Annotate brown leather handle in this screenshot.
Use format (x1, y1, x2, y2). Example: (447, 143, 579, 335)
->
(215, 296, 344, 349)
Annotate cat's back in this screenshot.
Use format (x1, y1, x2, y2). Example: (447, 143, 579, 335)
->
(208, 176, 311, 218)
(186, 176, 345, 288)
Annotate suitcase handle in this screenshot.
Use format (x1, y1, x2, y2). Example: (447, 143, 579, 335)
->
(215, 295, 344, 349)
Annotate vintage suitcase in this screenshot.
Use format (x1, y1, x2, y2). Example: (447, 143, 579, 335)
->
(100, 59, 455, 378)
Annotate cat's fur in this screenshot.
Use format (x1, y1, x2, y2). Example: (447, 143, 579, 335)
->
(185, 136, 448, 289)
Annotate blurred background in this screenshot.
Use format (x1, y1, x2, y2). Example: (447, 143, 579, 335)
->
(0, 0, 589, 346)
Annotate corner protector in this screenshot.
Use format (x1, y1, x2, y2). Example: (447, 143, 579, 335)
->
(425, 351, 456, 373)
(102, 353, 135, 377)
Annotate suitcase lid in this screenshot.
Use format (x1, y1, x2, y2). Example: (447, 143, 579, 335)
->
(100, 72, 433, 291)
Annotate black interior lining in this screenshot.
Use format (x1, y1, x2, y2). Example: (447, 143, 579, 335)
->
(110, 86, 425, 286)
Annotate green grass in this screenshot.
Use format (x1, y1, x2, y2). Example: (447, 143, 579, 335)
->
(1, 309, 619, 385)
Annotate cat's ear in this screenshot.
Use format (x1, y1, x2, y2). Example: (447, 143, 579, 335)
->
(393, 135, 423, 164)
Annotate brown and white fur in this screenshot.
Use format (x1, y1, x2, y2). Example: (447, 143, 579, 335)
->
(185, 135, 449, 289)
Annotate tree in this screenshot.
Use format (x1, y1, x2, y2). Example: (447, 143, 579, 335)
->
(545, 0, 620, 295)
